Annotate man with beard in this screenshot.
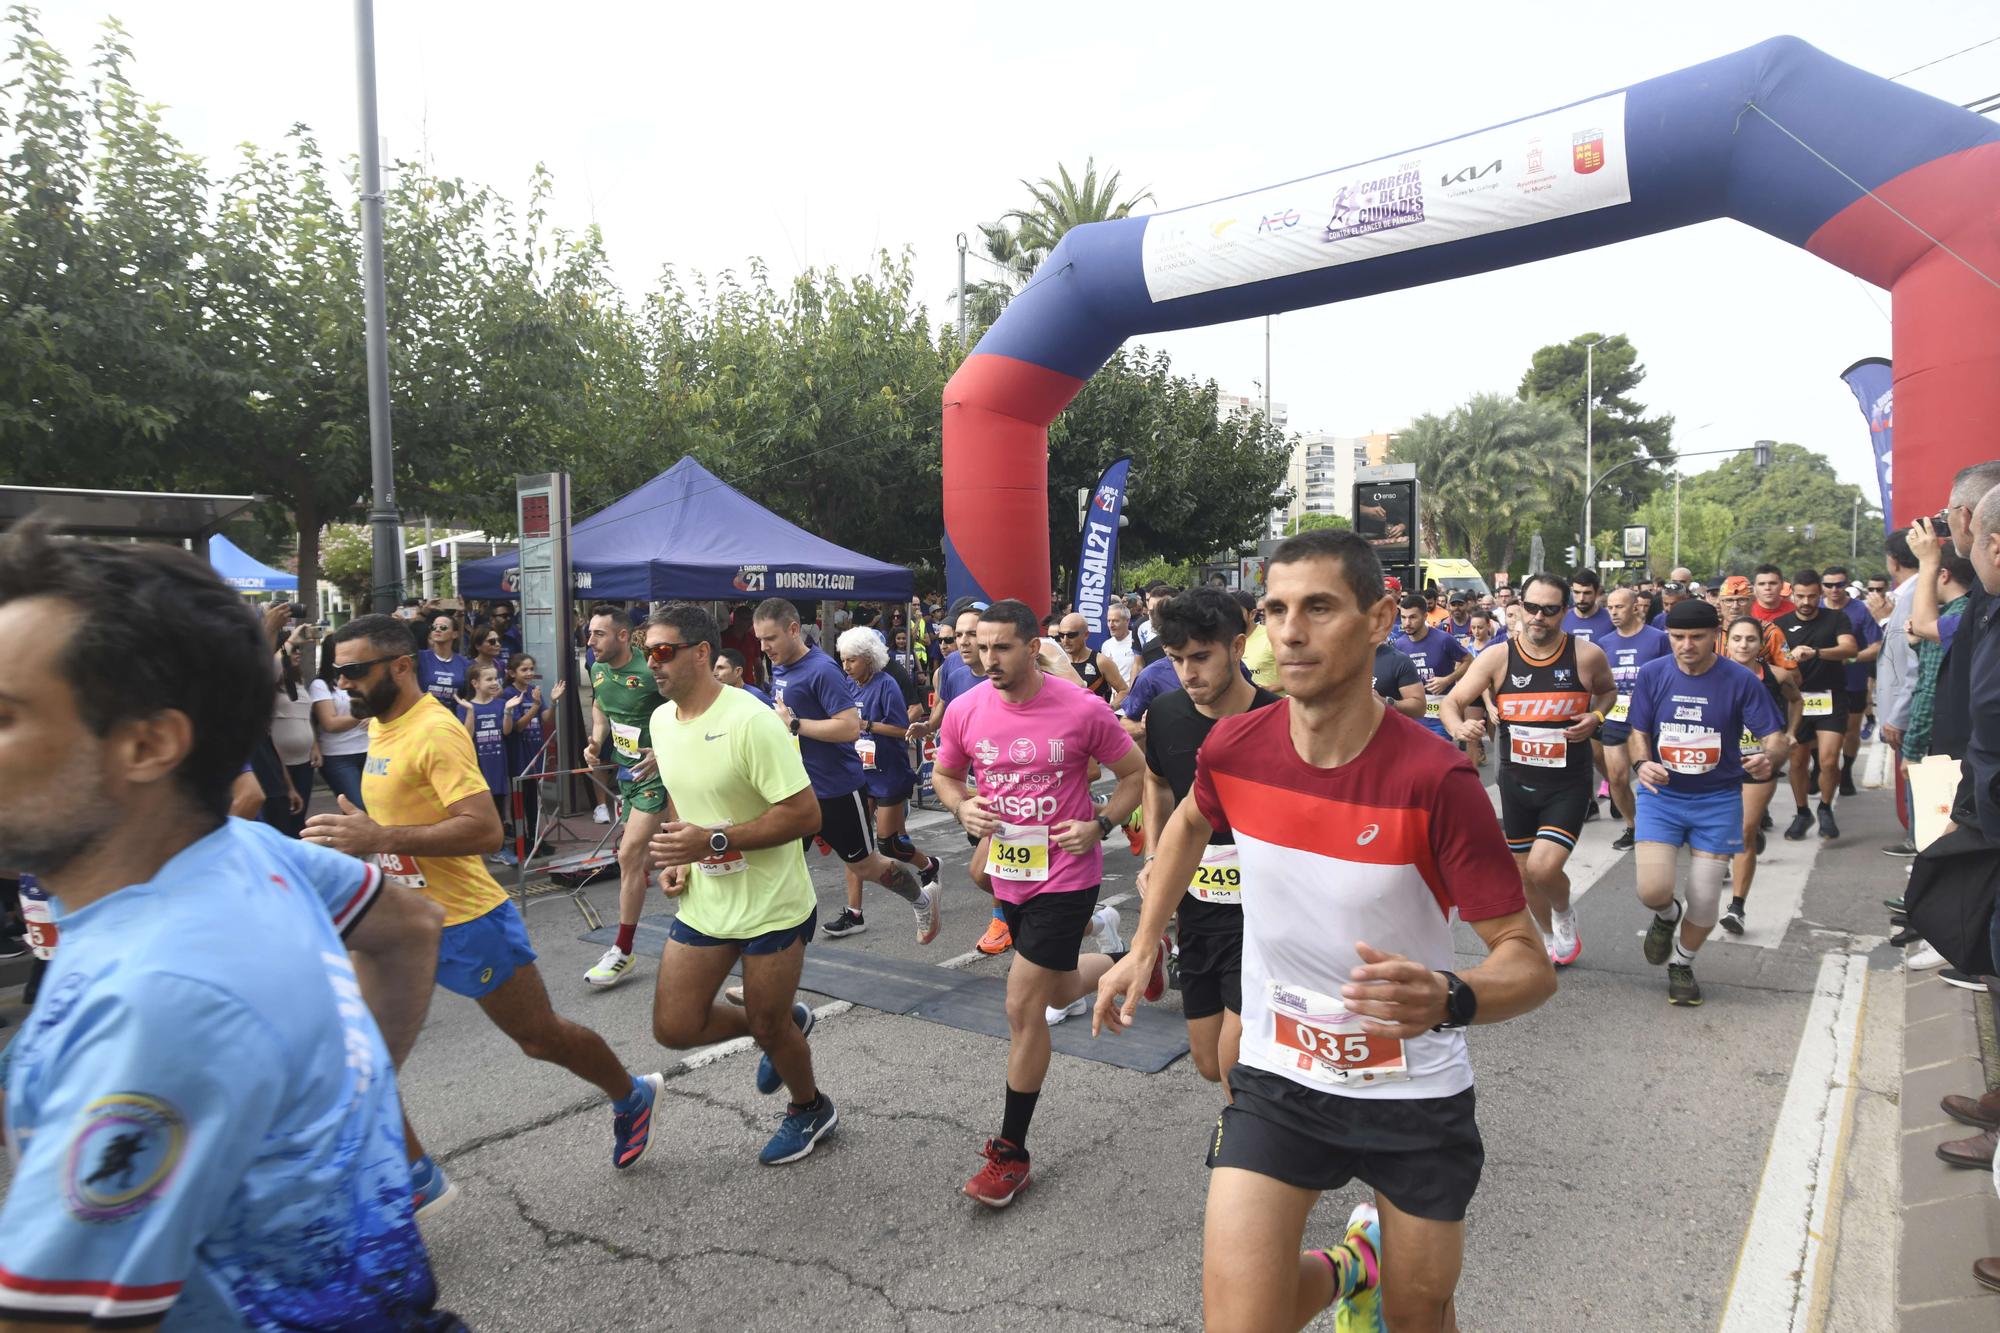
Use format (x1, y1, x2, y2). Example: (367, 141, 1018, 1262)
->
(0, 527, 464, 1330)
(309, 615, 662, 1207)
(1771, 571, 1859, 841)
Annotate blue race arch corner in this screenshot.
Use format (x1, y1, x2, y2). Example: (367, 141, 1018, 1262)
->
(943, 36, 2000, 612)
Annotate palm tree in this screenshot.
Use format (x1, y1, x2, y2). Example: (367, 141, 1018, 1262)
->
(955, 160, 1154, 336)
(1390, 393, 1583, 571)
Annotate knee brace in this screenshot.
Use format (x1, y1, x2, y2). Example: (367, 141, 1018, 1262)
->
(1683, 855, 1728, 928)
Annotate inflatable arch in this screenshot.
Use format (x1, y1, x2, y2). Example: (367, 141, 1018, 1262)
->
(942, 36, 2000, 612)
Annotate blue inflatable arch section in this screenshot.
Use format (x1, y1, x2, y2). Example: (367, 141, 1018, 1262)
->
(943, 36, 2000, 611)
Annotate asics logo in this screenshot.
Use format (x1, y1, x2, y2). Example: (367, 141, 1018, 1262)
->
(1356, 823, 1380, 846)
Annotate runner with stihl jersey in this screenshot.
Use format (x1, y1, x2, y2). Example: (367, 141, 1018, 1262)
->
(1442, 573, 1614, 969)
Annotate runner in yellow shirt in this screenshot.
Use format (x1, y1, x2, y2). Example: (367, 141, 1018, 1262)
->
(307, 615, 662, 1213)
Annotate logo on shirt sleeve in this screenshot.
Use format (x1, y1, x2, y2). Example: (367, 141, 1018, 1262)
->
(64, 1094, 186, 1222)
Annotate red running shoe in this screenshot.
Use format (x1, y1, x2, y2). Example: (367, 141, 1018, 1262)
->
(1144, 936, 1170, 1002)
(963, 1139, 1030, 1208)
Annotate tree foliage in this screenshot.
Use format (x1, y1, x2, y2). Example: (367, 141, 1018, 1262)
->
(1285, 512, 1351, 536)
(1517, 333, 1676, 543)
(1628, 444, 1879, 580)
(1389, 393, 1582, 572)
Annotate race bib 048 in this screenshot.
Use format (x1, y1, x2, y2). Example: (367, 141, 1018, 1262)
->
(377, 852, 427, 890)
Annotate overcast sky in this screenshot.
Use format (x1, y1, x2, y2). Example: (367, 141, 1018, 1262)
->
(36, 0, 2000, 502)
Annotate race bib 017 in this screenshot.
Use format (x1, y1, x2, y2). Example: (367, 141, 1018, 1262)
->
(1509, 725, 1567, 768)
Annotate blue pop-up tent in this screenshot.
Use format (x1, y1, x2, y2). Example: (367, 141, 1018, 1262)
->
(459, 457, 913, 602)
(208, 533, 297, 592)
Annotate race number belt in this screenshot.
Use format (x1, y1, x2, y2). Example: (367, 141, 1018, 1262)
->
(1658, 727, 1722, 775)
(1509, 725, 1568, 768)
(856, 737, 877, 771)
(609, 720, 643, 761)
(1265, 981, 1408, 1087)
(1609, 693, 1631, 723)
(1189, 843, 1243, 904)
(1801, 691, 1834, 718)
(377, 852, 427, 890)
(986, 821, 1049, 882)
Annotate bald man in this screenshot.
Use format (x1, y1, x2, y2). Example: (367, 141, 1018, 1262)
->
(1055, 612, 1129, 707)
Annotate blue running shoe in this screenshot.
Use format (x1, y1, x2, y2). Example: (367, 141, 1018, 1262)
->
(409, 1154, 459, 1219)
(755, 1002, 814, 1096)
(759, 1094, 838, 1165)
(612, 1072, 663, 1169)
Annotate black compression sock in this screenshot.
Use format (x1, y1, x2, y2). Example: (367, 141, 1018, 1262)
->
(1729, 895, 1746, 913)
(1000, 1085, 1039, 1154)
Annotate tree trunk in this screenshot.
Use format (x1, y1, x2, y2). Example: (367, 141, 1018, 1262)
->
(294, 485, 321, 617)
(1498, 531, 1518, 578)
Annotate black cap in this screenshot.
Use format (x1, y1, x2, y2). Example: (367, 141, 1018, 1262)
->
(1448, 592, 1468, 605)
(1665, 599, 1720, 629)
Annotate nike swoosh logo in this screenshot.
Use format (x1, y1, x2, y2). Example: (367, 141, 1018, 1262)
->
(705, 732, 727, 741)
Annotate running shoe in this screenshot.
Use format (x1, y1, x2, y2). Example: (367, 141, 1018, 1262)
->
(1783, 809, 1813, 841)
(585, 946, 635, 988)
(1760, 810, 1774, 831)
(1643, 904, 1681, 966)
(1817, 804, 1840, 840)
(724, 984, 746, 1007)
(1667, 963, 1702, 1006)
(963, 1139, 1031, 1208)
(1045, 997, 1089, 1026)
(756, 1002, 815, 1095)
(919, 858, 941, 889)
(1091, 905, 1124, 956)
(821, 908, 867, 939)
(1124, 818, 1145, 857)
(1940, 968, 1987, 992)
(1610, 827, 1635, 852)
(409, 1155, 459, 1219)
(1907, 942, 1946, 971)
(1582, 799, 1600, 823)
(612, 1073, 663, 1169)
(1549, 909, 1581, 967)
(759, 1094, 838, 1165)
(1883, 841, 1918, 858)
(1144, 936, 1170, 1002)
(1719, 905, 1745, 936)
(913, 878, 942, 946)
(592, 802, 611, 824)
(495, 846, 518, 867)
(1884, 897, 1908, 911)
(1860, 717, 1875, 741)
(1754, 830, 1767, 855)
(1329, 1201, 1385, 1332)
(975, 916, 1012, 955)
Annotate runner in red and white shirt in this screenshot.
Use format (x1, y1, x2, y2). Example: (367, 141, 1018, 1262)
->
(1095, 529, 1555, 1333)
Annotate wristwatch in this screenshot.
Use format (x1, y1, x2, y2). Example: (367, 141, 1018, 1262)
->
(708, 828, 731, 857)
(788, 715, 801, 736)
(1094, 814, 1115, 841)
(1432, 971, 1477, 1030)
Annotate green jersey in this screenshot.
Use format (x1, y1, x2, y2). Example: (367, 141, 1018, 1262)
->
(592, 651, 666, 762)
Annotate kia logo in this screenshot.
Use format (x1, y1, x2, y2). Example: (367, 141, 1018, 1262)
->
(1356, 823, 1380, 846)
(1440, 160, 1502, 187)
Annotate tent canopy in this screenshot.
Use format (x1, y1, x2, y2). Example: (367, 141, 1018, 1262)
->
(459, 457, 914, 603)
(208, 533, 297, 593)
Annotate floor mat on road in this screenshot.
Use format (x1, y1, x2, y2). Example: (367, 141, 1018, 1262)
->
(582, 916, 1189, 1073)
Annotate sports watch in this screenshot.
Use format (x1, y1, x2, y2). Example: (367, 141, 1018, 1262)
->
(1094, 814, 1115, 841)
(708, 829, 731, 857)
(1432, 970, 1477, 1030)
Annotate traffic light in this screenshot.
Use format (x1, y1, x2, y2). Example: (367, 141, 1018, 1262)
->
(1564, 544, 1579, 568)
(1753, 439, 1774, 469)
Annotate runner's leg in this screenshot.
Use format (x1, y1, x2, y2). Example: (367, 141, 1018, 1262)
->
(614, 804, 665, 937)
(1201, 1167, 1321, 1333)
(1187, 1012, 1225, 1083)
(1375, 1191, 1467, 1333)
(1732, 779, 1776, 904)
(1004, 950, 1121, 1093)
(741, 939, 816, 1104)
(1604, 740, 1636, 832)
(477, 963, 632, 1099)
(1815, 729, 1844, 806)
(1524, 840, 1572, 915)
(651, 938, 751, 1049)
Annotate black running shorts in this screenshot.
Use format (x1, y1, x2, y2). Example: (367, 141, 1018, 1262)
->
(805, 790, 876, 864)
(1175, 920, 1242, 1021)
(1207, 1066, 1484, 1221)
(998, 886, 1100, 973)
(1497, 767, 1591, 855)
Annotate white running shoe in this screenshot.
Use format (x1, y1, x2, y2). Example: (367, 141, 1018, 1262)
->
(1906, 941, 1947, 971)
(1091, 905, 1124, 955)
(913, 880, 942, 946)
(585, 946, 635, 988)
(1045, 997, 1089, 1026)
(1549, 909, 1581, 967)
(592, 802, 612, 824)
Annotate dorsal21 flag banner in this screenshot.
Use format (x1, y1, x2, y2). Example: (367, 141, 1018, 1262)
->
(1073, 457, 1131, 651)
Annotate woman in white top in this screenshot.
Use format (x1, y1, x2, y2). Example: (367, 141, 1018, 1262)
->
(311, 638, 371, 809)
(266, 635, 318, 836)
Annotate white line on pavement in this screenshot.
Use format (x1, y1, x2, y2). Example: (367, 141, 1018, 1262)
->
(1717, 950, 1870, 1333)
(1708, 830, 1821, 951)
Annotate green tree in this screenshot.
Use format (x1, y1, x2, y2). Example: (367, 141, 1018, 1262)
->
(1389, 393, 1583, 571)
(1626, 492, 1736, 581)
(1669, 444, 1878, 576)
(1518, 333, 1676, 544)
(956, 159, 1154, 341)
(1284, 512, 1351, 536)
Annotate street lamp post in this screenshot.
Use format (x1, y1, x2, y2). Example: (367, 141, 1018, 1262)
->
(1851, 493, 1862, 558)
(354, 0, 400, 613)
(1581, 335, 1611, 569)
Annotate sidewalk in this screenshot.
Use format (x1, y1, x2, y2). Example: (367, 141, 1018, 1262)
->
(1898, 964, 2000, 1329)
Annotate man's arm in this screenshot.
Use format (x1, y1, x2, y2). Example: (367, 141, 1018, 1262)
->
(305, 790, 504, 858)
(720, 785, 821, 851)
(796, 706, 861, 744)
(1339, 909, 1556, 1039)
(1440, 650, 1498, 739)
(342, 884, 443, 1068)
(229, 769, 264, 820)
(1818, 630, 1860, 664)
(1392, 681, 1427, 720)
(1098, 652, 1129, 704)
(1095, 793, 1215, 1035)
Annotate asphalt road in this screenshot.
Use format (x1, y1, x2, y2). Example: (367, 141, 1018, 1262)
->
(0, 762, 1912, 1331)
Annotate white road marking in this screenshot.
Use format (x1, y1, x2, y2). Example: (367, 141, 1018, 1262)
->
(1482, 781, 1626, 905)
(1717, 951, 1870, 1333)
(1708, 831, 1820, 951)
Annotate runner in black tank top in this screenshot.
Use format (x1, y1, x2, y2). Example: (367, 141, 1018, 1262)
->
(1720, 616, 1797, 936)
(1440, 574, 1615, 968)
(1056, 612, 1127, 705)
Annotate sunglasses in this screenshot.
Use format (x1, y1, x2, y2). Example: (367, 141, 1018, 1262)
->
(1520, 600, 1565, 619)
(334, 653, 409, 680)
(644, 641, 691, 665)
(1056, 629, 1087, 640)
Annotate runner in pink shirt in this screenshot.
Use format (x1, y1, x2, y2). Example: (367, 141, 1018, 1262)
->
(934, 600, 1149, 1207)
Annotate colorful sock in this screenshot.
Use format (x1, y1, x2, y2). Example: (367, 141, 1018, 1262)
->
(992, 905, 1005, 923)
(615, 922, 637, 955)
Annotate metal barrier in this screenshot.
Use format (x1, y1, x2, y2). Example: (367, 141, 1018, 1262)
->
(506, 732, 623, 930)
